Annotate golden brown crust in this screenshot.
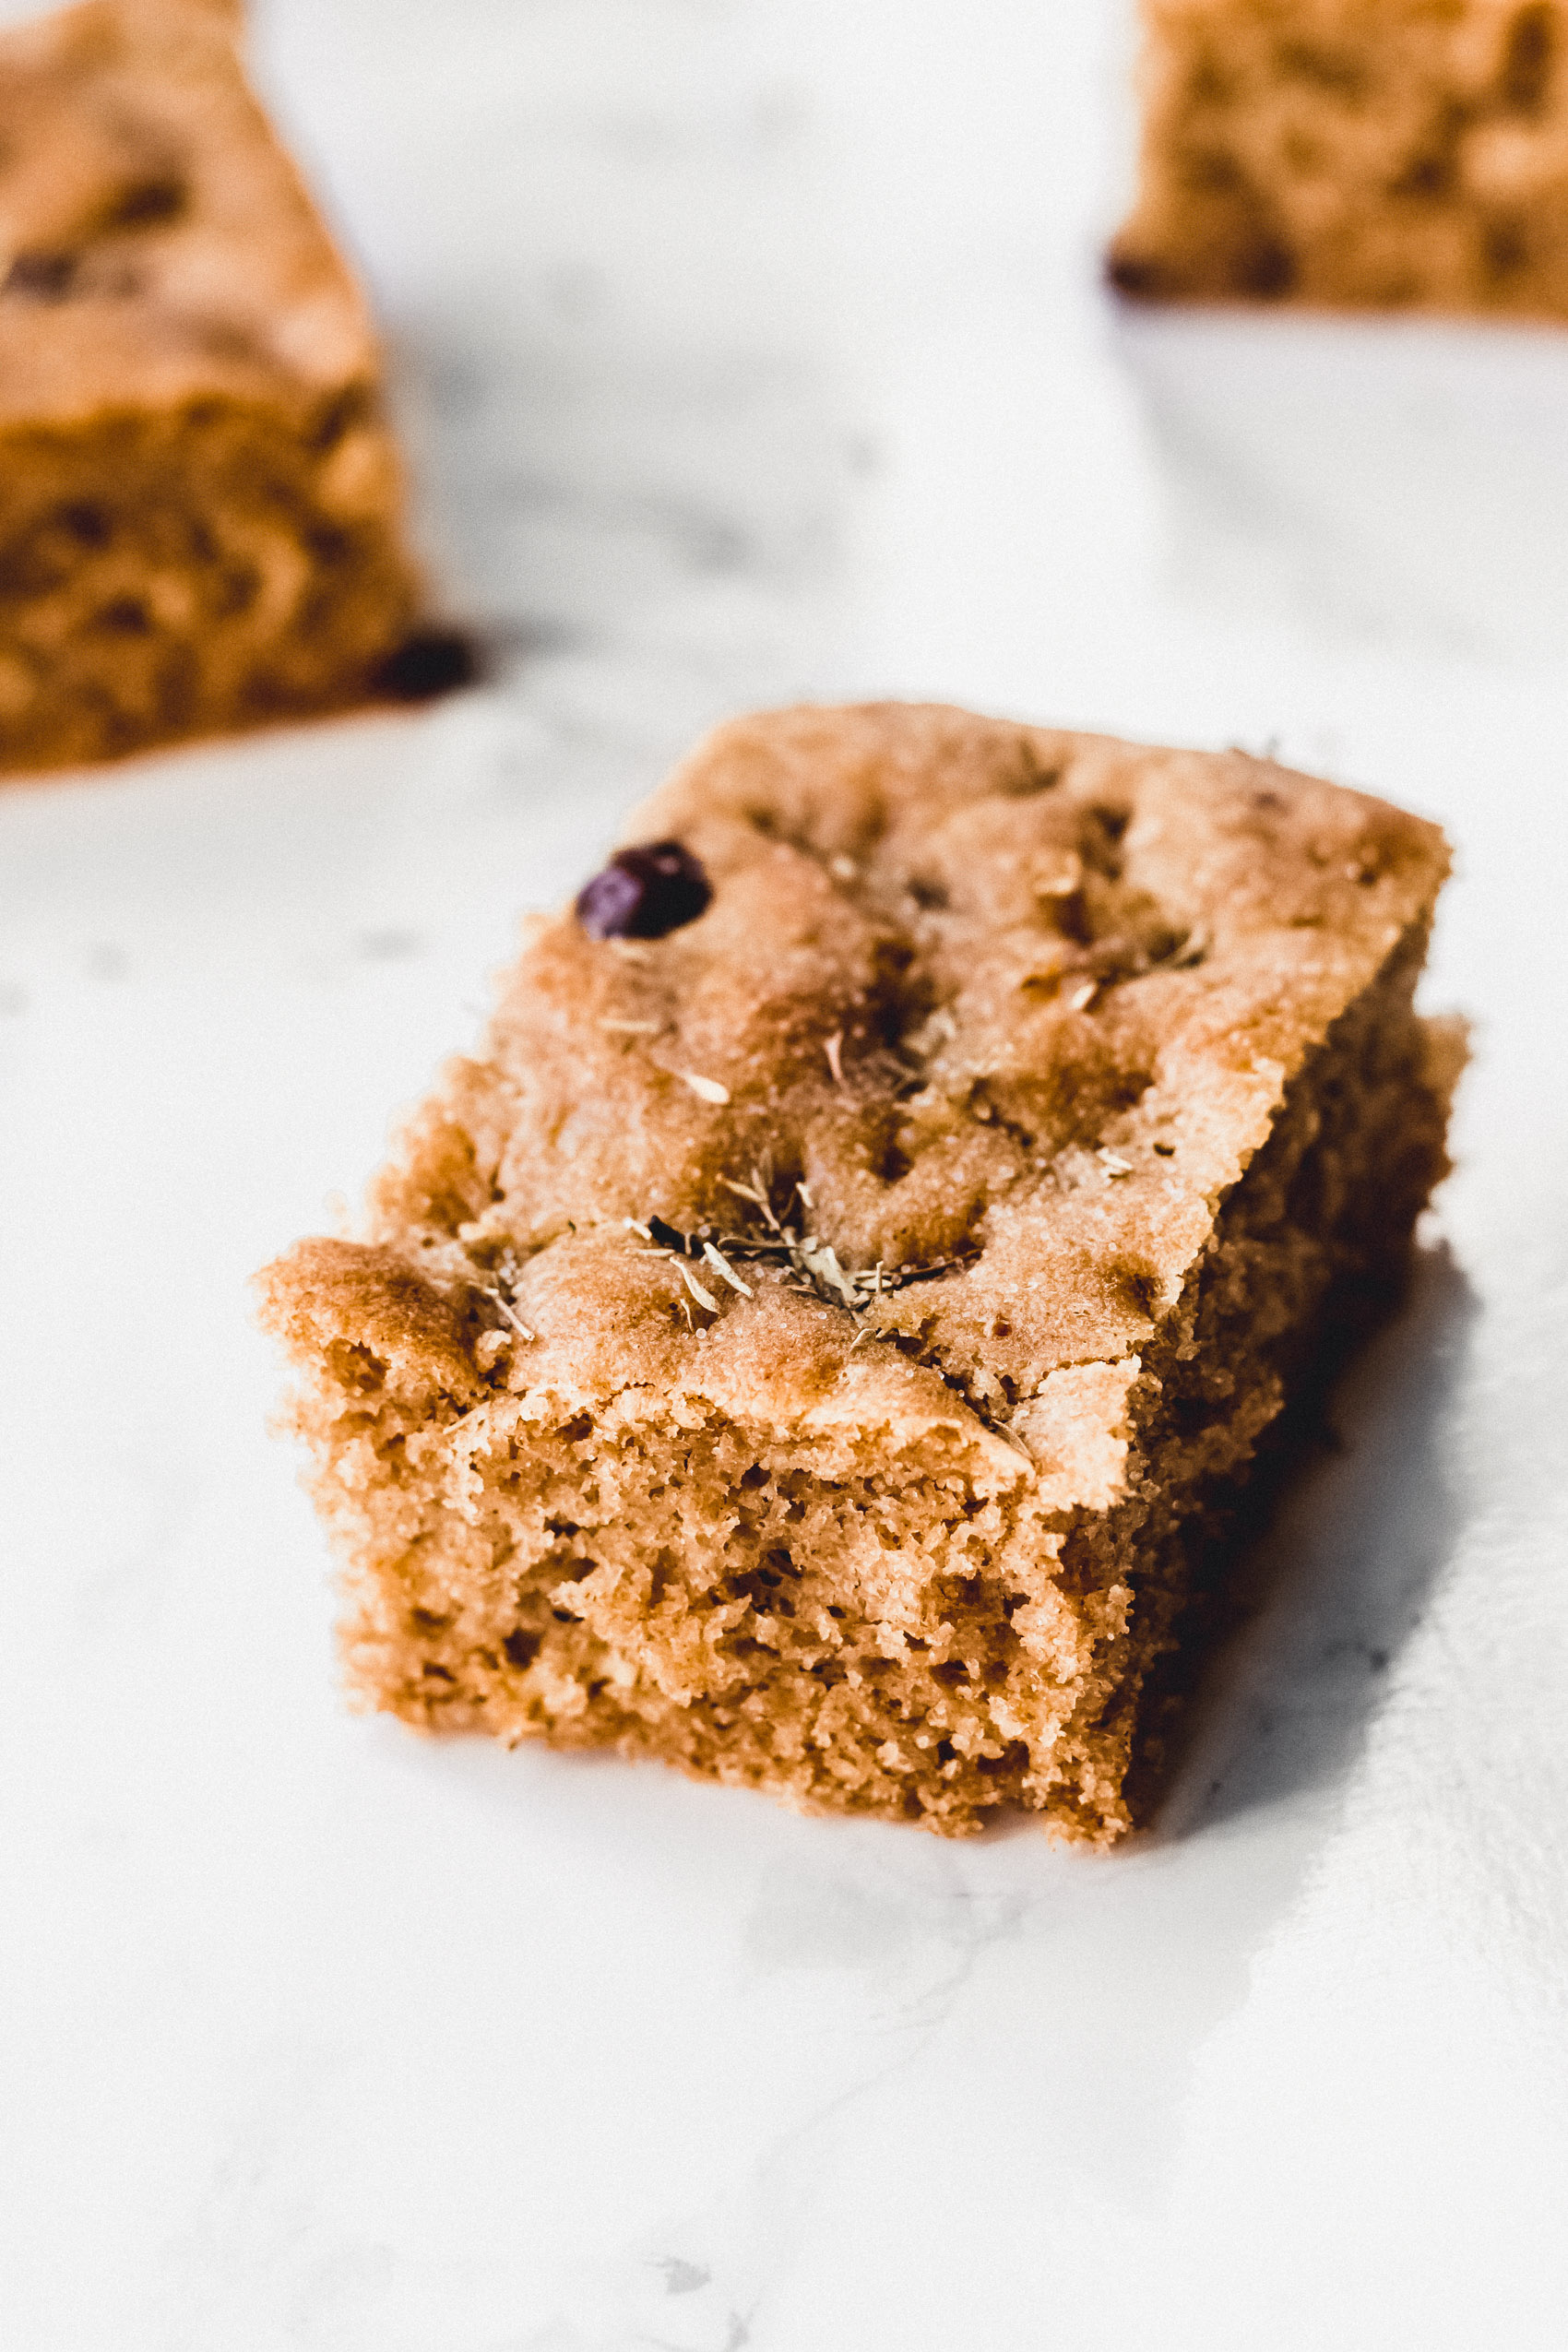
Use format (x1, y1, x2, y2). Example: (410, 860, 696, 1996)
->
(1110, 0, 1568, 320)
(255, 1240, 486, 1410)
(258, 704, 1456, 1843)
(366, 704, 1448, 1400)
(0, 0, 375, 419)
(0, 0, 422, 773)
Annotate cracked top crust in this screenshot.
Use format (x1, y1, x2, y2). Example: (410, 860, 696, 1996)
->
(0, 0, 377, 424)
(360, 702, 1450, 1423)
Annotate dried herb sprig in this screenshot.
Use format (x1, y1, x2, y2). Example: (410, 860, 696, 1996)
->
(476, 1244, 537, 1343)
(625, 1169, 976, 1324)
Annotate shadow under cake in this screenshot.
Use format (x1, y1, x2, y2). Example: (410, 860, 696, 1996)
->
(258, 702, 1458, 1846)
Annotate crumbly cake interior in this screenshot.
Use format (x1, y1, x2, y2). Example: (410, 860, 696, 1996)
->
(0, 0, 419, 772)
(260, 705, 1455, 1844)
(1111, 0, 1568, 318)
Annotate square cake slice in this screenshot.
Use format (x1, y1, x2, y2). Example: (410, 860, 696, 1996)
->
(1110, 0, 1568, 319)
(0, 0, 434, 778)
(259, 704, 1457, 1845)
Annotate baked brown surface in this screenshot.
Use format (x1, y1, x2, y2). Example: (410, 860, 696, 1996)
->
(1110, 0, 1568, 319)
(258, 702, 1458, 1845)
(0, 0, 423, 777)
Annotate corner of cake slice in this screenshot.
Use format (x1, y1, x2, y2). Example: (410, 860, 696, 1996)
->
(257, 703, 1458, 1844)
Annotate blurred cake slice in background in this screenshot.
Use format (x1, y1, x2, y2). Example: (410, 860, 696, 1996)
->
(0, 0, 464, 780)
(1110, 0, 1568, 320)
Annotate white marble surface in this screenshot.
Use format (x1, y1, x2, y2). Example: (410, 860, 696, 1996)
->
(5, 3, 1568, 2346)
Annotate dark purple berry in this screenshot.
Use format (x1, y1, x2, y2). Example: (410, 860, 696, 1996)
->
(372, 627, 481, 703)
(576, 839, 712, 941)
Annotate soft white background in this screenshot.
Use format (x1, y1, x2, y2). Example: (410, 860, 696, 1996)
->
(4, 3, 1567, 2346)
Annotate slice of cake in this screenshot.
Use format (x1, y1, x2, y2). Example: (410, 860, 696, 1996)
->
(258, 704, 1457, 1845)
(1110, 0, 1568, 319)
(0, 0, 445, 778)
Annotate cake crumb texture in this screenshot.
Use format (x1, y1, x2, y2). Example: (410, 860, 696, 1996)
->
(0, 0, 422, 776)
(1111, 0, 1568, 319)
(259, 703, 1457, 1845)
